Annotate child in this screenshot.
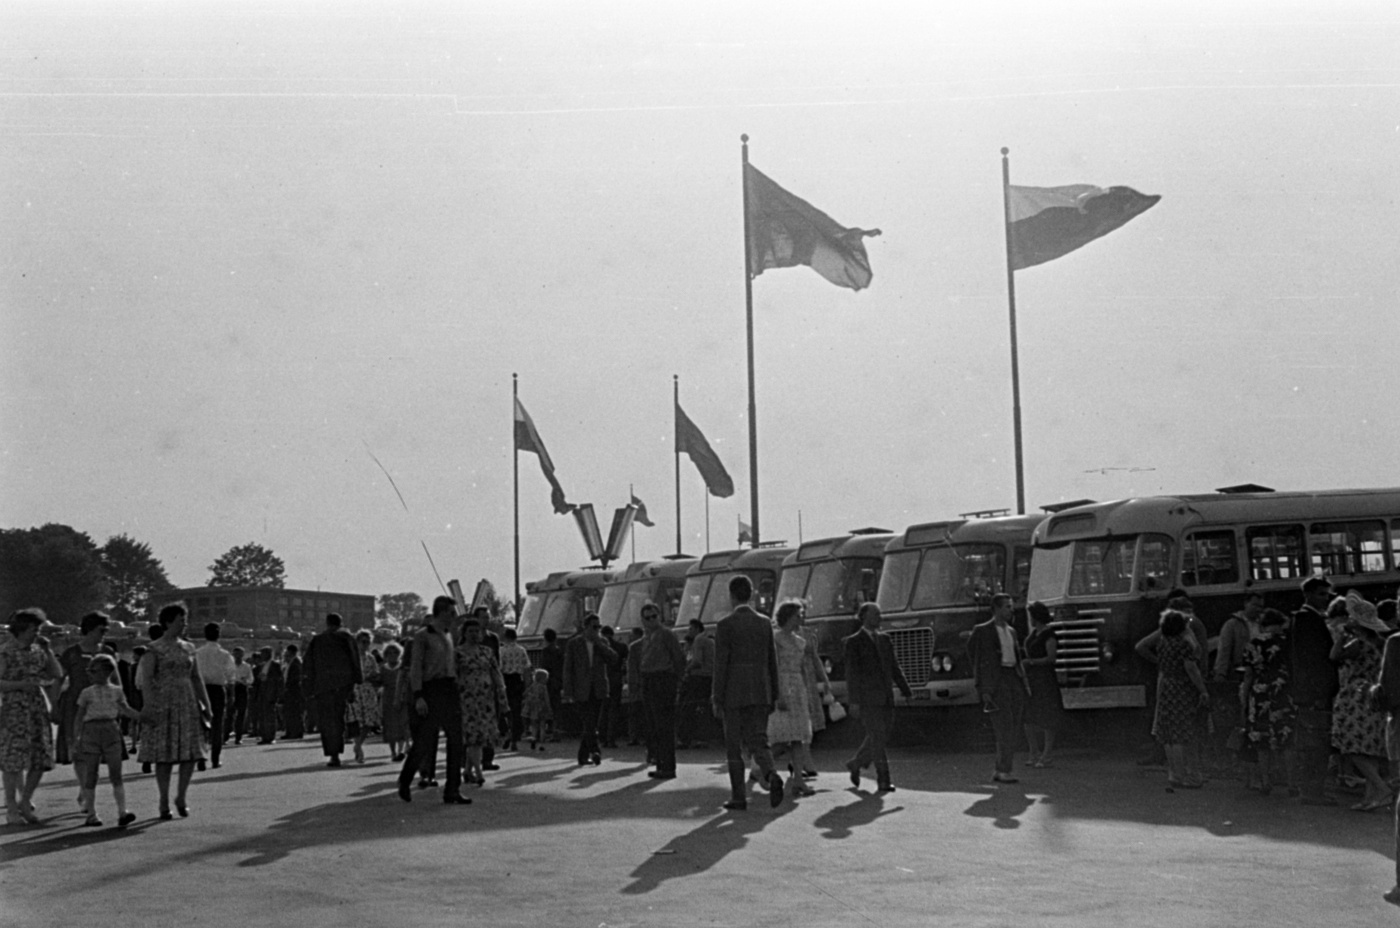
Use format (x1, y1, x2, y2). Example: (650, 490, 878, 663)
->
(521, 668, 552, 751)
(72, 654, 140, 829)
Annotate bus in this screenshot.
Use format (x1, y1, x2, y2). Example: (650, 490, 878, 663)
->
(676, 544, 795, 631)
(515, 567, 615, 663)
(875, 512, 1046, 707)
(596, 555, 698, 637)
(1026, 486, 1400, 710)
(775, 529, 893, 702)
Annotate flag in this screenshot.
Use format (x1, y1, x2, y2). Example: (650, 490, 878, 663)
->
(1007, 184, 1160, 270)
(675, 403, 735, 498)
(631, 493, 655, 527)
(745, 163, 881, 291)
(514, 397, 574, 514)
(738, 519, 753, 546)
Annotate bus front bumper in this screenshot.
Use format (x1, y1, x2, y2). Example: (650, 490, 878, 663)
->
(895, 678, 978, 708)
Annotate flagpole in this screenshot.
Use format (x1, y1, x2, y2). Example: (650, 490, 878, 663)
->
(513, 373, 521, 610)
(673, 375, 682, 556)
(704, 493, 710, 553)
(1000, 148, 1027, 515)
(741, 134, 761, 546)
(630, 483, 637, 564)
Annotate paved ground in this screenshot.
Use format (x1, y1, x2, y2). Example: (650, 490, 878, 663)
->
(1, 732, 1396, 928)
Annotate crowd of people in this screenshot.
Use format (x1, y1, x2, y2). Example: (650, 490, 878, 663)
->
(6, 573, 1400, 904)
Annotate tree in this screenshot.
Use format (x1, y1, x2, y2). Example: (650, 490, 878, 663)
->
(376, 592, 426, 632)
(100, 534, 175, 623)
(0, 524, 109, 625)
(208, 543, 286, 588)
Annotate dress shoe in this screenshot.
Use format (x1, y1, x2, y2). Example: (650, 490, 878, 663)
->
(417, 776, 437, 789)
(211, 761, 221, 769)
(992, 773, 1019, 784)
(590, 753, 602, 766)
(877, 782, 896, 793)
(196, 759, 206, 772)
(846, 761, 861, 788)
(397, 781, 412, 803)
(482, 763, 500, 771)
(648, 771, 676, 780)
(116, 812, 136, 830)
(327, 757, 341, 768)
(442, 793, 472, 805)
(802, 769, 818, 780)
(175, 801, 189, 818)
(158, 809, 173, 821)
(768, 772, 784, 808)
(722, 799, 748, 811)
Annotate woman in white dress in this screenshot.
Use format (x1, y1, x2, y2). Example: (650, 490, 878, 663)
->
(767, 601, 815, 797)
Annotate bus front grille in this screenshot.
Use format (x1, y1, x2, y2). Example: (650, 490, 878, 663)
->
(886, 627, 935, 686)
(1051, 613, 1106, 684)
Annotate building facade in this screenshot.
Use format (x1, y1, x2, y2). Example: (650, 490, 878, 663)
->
(150, 586, 376, 636)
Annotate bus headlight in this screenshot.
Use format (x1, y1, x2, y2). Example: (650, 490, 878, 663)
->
(1101, 642, 1115, 663)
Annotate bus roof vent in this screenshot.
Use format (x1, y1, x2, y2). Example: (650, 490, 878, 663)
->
(1216, 483, 1274, 494)
(958, 508, 1010, 520)
(848, 526, 892, 535)
(1041, 499, 1096, 513)
(661, 553, 694, 561)
(756, 540, 788, 548)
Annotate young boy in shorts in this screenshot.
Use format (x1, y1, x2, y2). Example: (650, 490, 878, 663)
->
(72, 654, 140, 829)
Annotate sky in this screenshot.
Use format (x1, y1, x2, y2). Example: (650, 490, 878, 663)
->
(3, 1, 1398, 603)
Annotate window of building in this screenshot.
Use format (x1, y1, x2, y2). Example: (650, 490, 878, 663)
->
(1181, 530, 1239, 587)
(1246, 524, 1306, 581)
(1310, 521, 1388, 576)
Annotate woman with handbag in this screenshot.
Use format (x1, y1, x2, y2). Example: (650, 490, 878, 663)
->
(344, 630, 382, 764)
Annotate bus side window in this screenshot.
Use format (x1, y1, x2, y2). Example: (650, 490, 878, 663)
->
(1181, 530, 1239, 587)
(1012, 546, 1032, 600)
(1246, 524, 1305, 581)
(1310, 520, 1387, 576)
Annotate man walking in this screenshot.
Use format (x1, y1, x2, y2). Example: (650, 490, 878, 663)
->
(1290, 575, 1340, 805)
(638, 602, 686, 780)
(398, 596, 469, 805)
(711, 575, 783, 810)
(229, 647, 252, 744)
(562, 612, 618, 766)
(281, 644, 305, 739)
(842, 603, 913, 792)
(968, 593, 1030, 784)
(302, 612, 363, 768)
(194, 623, 234, 769)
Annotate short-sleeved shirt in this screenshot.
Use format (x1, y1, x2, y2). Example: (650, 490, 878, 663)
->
(499, 643, 532, 677)
(77, 682, 130, 721)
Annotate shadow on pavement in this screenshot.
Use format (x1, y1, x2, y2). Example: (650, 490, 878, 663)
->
(812, 792, 903, 839)
(621, 798, 780, 895)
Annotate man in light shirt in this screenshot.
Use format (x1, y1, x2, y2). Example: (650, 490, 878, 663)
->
(968, 594, 1030, 784)
(195, 623, 236, 768)
(229, 647, 254, 745)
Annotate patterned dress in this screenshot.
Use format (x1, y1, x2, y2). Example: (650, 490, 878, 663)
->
(767, 630, 813, 745)
(55, 642, 116, 764)
(1243, 631, 1295, 752)
(457, 644, 507, 748)
(522, 681, 552, 723)
(1152, 634, 1199, 745)
(137, 637, 205, 764)
(1331, 631, 1386, 758)
(379, 661, 410, 744)
(800, 635, 827, 734)
(0, 642, 58, 774)
(345, 653, 381, 735)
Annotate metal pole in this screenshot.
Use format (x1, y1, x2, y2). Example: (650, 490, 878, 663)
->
(1000, 148, 1027, 515)
(513, 373, 521, 609)
(674, 375, 682, 556)
(741, 134, 761, 545)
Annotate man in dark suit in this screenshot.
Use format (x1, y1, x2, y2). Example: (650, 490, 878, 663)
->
(302, 612, 363, 768)
(1289, 574, 1340, 805)
(1369, 621, 1400, 907)
(842, 603, 913, 792)
(711, 575, 783, 810)
(561, 612, 618, 766)
(968, 593, 1029, 784)
(281, 644, 305, 739)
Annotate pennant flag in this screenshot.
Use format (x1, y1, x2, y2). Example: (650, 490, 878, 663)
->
(514, 398, 574, 514)
(675, 403, 735, 498)
(631, 493, 655, 527)
(1007, 184, 1160, 270)
(738, 519, 754, 546)
(745, 163, 881, 291)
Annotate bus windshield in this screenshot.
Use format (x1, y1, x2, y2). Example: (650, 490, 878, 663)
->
(806, 558, 877, 616)
(1029, 533, 1175, 599)
(878, 545, 1007, 611)
(516, 593, 548, 636)
(598, 581, 660, 633)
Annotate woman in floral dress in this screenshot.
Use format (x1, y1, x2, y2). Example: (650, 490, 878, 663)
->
(1330, 591, 1392, 810)
(137, 602, 210, 819)
(1, 609, 62, 825)
(1149, 609, 1210, 790)
(345, 630, 381, 764)
(456, 618, 507, 785)
(767, 602, 815, 797)
(1240, 608, 1295, 795)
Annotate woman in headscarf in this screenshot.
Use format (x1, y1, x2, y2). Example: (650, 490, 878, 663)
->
(1329, 591, 1392, 810)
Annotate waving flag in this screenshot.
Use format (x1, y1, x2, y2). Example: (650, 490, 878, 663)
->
(1007, 184, 1160, 270)
(675, 403, 734, 498)
(745, 164, 881, 291)
(514, 398, 574, 514)
(738, 519, 754, 546)
(631, 493, 655, 528)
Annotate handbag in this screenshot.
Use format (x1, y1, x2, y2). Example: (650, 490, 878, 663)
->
(827, 701, 847, 722)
